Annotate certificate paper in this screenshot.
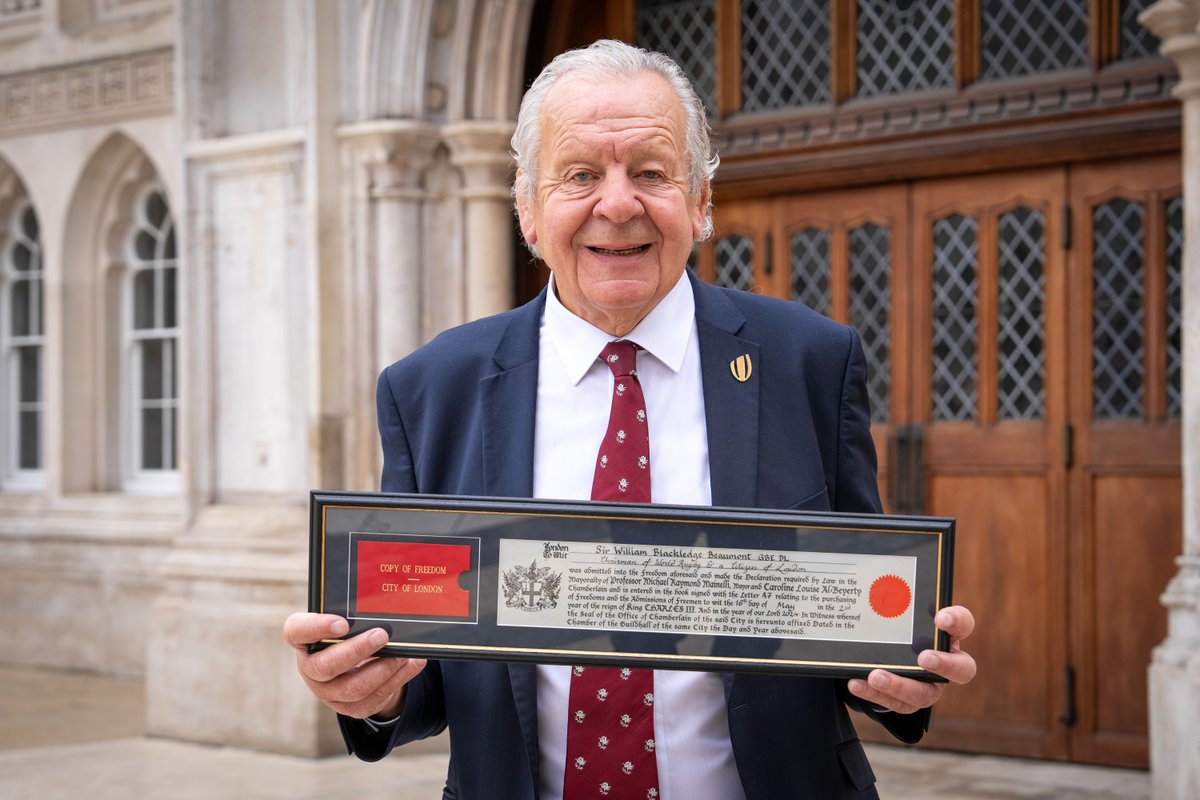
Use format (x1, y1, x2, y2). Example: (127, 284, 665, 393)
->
(496, 539, 916, 645)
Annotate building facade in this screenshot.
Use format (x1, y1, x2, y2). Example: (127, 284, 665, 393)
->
(1, 1, 1198, 797)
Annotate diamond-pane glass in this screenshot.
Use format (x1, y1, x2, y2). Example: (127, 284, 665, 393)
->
(850, 223, 891, 423)
(1092, 199, 1144, 420)
(715, 235, 753, 292)
(856, 0, 954, 98)
(1120, 0, 1160, 60)
(982, 0, 1089, 80)
(742, 0, 830, 110)
(790, 228, 831, 316)
(932, 214, 979, 421)
(997, 208, 1046, 420)
(637, 0, 717, 115)
(1166, 196, 1183, 419)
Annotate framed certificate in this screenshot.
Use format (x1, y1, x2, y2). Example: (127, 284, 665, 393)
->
(309, 492, 955, 681)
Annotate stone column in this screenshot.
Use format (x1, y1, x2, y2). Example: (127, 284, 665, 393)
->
(444, 120, 517, 320)
(338, 120, 439, 490)
(1141, 2, 1200, 798)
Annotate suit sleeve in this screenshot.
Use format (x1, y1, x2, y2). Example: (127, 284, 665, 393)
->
(338, 661, 449, 760)
(833, 327, 883, 515)
(376, 364, 419, 494)
(836, 327, 932, 744)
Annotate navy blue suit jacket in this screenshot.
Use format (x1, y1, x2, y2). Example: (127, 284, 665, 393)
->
(340, 275, 929, 799)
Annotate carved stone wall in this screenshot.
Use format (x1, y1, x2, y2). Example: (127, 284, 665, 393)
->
(0, 48, 173, 136)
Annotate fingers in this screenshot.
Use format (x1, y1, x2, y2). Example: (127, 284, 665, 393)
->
(848, 670, 944, 715)
(918, 647, 977, 685)
(283, 612, 349, 650)
(284, 614, 427, 719)
(848, 604, 979, 714)
(305, 654, 427, 719)
(303, 627, 393, 683)
(935, 605, 975, 643)
(923, 604, 978, 684)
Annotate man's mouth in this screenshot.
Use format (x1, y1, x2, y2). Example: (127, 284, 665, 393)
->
(588, 244, 651, 256)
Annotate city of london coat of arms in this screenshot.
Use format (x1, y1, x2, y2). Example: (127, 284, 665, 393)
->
(502, 559, 562, 611)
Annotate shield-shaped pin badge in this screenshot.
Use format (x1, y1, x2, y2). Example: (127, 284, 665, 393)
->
(729, 354, 752, 383)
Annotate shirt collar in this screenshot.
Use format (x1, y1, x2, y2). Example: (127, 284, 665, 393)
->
(543, 270, 696, 386)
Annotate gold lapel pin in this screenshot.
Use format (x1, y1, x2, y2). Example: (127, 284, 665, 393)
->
(729, 354, 752, 383)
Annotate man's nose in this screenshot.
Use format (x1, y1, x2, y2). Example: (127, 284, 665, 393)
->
(592, 172, 644, 223)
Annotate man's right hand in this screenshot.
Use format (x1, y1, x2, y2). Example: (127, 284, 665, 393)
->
(283, 612, 427, 720)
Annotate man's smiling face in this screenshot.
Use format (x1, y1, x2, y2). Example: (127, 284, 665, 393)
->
(517, 71, 710, 336)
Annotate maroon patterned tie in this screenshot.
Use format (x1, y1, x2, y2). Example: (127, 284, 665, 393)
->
(563, 340, 659, 800)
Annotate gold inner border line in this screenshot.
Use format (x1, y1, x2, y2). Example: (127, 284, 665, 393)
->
(317, 638, 922, 673)
(318, 502, 949, 646)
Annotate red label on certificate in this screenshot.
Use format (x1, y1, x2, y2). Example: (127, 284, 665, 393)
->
(356, 541, 473, 618)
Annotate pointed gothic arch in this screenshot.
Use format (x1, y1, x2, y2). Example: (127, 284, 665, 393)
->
(60, 131, 180, 493)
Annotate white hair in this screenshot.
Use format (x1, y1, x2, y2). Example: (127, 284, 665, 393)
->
(511, 39, 719, 254)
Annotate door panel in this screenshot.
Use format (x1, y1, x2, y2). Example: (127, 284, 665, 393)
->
(908, 170, 1071, 759)
(1066, 157, 1182, 768)
(701, 200, 770, 294)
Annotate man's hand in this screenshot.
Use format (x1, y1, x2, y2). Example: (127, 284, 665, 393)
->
(283, 612, 427, 720)
(846, 605, 977, 715)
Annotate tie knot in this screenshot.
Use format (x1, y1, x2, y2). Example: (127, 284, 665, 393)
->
(599, 340, 639, 378)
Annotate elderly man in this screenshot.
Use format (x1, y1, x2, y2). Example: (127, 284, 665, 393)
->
(285, 39, 976, 800)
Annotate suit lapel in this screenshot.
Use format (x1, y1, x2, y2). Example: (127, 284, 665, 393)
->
(481, 292, 545, 499)
(692, 276, 760, 508)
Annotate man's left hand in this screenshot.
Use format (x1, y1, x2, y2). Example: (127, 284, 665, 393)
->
(846, 605, 977, 714)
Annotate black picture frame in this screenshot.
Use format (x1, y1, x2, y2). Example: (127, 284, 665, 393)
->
(309, 491, 955, 681)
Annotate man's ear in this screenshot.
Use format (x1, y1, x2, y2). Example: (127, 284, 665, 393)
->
(691, 180, 712, 240)
(515, 171, 538, 247)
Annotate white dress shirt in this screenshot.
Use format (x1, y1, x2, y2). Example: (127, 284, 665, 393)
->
(532, 272, 748, 800)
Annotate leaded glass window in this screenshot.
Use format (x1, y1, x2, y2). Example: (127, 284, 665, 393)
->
(997, 208, 1046, 420)
(637, 0, 717, 115)
(1166, 196, 1182, 419)
(714, 234, 753, 291)
(1092, 199, 1144, 420)
(856, 0, 954, 98)
(126, 185, 178, 473)
(3, 200, 42, 474)
(742, 0, 830, 110)
(932, 214, 979, 421)
(1120, 0, 1160, 61)
(981, 0, 1089, 80)
(789, 227, 830, 316)
(849, 223, 891, 423)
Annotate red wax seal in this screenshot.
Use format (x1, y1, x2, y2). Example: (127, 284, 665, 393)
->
(868, 574, 912, 619)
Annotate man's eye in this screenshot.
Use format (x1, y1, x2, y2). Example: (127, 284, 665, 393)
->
(570, 172, 593, 183)
(640, 171, 663, 180)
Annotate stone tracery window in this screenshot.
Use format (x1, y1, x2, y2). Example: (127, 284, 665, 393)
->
(123, 183, 178, 482)
(1, 198, 43, 485)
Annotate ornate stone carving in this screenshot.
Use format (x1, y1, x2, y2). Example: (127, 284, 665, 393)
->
(0, 47, 172, 135)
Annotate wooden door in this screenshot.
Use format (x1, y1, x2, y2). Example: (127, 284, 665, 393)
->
(705, 187, 910, 509)
(1064, 157, 1182, 768)
(906, 170, 1072, 759)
